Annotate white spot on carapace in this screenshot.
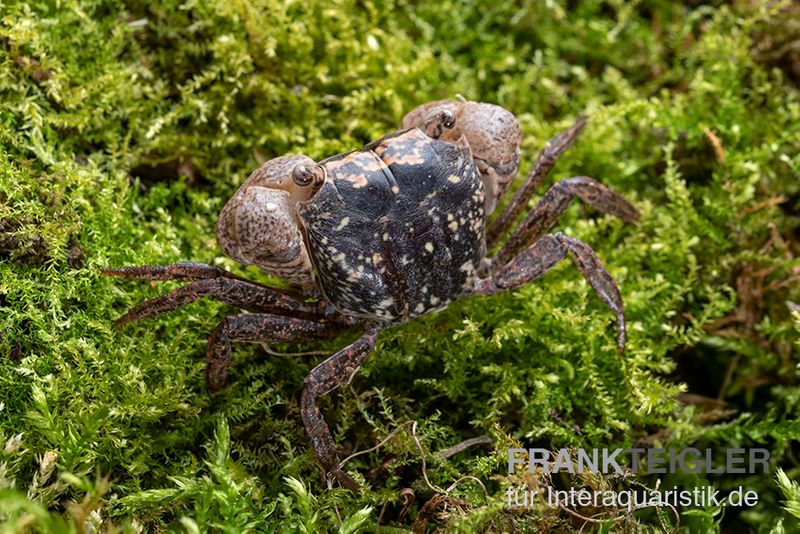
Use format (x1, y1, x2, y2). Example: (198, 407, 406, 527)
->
(448, 174, 461, 184)
(421, 286, 429, 293)
(414, 303, 425, 313)
(424, 242, 434, 253)
(391, 185, 400, 194)
(372, 252, 383, 265)
(430, 296, 440, 305)
(383, 232, 389, 241)
(335, 217, 350, 231)
(448, 221, 458, 232)
(378, 297, 395, 310)
(264, 202, 278, 212)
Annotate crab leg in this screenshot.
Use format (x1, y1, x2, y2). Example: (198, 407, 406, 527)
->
(474, 233, 626, 352)
(490, 176, 639, 269)
(111, 278, 331, 326)
(104, 263, 330, 325)
(485, 117, 587, 248)
(103, 261, 249, 282)
(301, 327, 380, 490)
(205, 314, 351, 391)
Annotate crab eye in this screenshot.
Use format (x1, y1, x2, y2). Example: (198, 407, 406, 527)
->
(292, 164, 315, 187)
(441, 110, 456, 129)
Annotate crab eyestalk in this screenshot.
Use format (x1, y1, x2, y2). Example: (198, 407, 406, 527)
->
(291, 162, 326, 199)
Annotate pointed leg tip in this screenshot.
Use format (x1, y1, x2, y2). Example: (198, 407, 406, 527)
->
(615, 312, 627, 353)
(333, 469, 361, 491)
(624, 212, 640, 226)
(570, 115, 588, 135)
(102, 266, 144, 279)
(205, 373, 228, 393)
(617, 332, 627, 354)
(624, 203, 641, 224)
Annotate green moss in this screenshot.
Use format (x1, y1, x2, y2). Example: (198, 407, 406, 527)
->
(1, 0, 799, 531)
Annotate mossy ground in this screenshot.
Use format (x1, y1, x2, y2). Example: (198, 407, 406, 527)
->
(1, 0, 799, 531)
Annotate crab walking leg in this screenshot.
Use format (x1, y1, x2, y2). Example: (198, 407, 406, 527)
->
(490, 177, 639, 269)
(205, 314, 348, 391)
(109, 277, 330, 326)
(301, 328, 380, 490)
(485, 117, 587, 248)
(103, 261, 250, 282)
(475, 233, 627, 352)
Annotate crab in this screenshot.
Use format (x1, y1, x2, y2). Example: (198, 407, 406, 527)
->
(104, 99, 639, 489)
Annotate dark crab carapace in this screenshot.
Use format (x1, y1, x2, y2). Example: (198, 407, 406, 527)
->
(104, 100, 639, 489)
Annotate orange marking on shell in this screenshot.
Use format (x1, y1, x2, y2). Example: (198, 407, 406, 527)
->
(353, 156, 385, 172)
(373, 130, 429, 164)
(341, 174, 368, 188)
(377, 129, 424, 148)
(382, 150, 425, 166)
(322, 153, 359, 172)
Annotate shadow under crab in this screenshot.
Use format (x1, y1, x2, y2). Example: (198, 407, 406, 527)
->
(104, 99, 639, 490)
